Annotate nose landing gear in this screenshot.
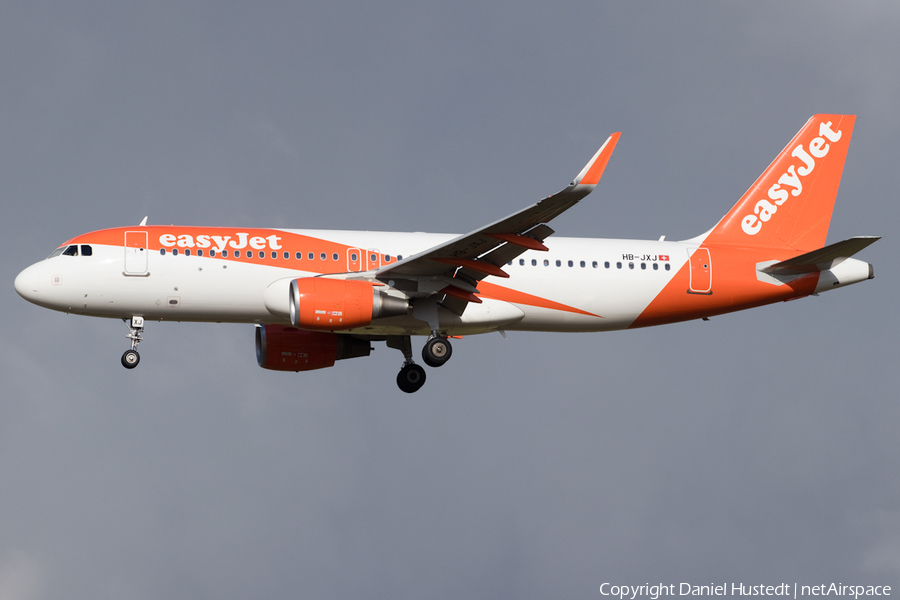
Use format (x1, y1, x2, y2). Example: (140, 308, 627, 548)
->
(121, 316, 144, 369)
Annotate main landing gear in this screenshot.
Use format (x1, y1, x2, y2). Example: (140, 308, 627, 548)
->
(388, 333, 453, 393)
(121, 316, 144, 369)
(422, 335, 452, 367)
(397, 363, 426, 394)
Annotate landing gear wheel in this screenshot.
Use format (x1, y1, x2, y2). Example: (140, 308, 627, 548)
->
(397, 364, 426, 393)
(121, 349, 140, 369)
(422, 337, 452, 368)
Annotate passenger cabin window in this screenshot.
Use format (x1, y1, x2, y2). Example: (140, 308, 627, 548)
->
(332, 253, 339, 261)
(532, 259, 537, 266)
(555, 260, 561, 267)
(272, 251, 277, 259)
(222, 250, 228, 257)
(616, 262, 622, 269)
(665, 264, 671, 271)
(309, 252, 314, 260)
(80, 245, 92, 256)
(210, 249, 217, 257)
(568, 260, 573, 267)
(580, 261, 585, 268)
(284, 252, 289, 259)
(62, 245, 78, 256)
(197, 249, 203, 257)
(519, 259, 525, 266)
(172, 248, 179, 256)
(184, 249, 191, 256)
(320, 253, 326, 261)
(640, 262, 646, 270)
(653, 263, 658, 270)
(385, 255, 392, 262)
(159, 248, 166, 255)
(604, 261, 609, 268)
(259, 251, 265, 258)
(370, 253, 377, 262)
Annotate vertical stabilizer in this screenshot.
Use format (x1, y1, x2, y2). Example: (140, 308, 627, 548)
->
(704, 115, 855, 252)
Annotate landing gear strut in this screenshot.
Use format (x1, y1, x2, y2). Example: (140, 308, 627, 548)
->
(422, 334, 452, 368)
(122, 316, 144, 369)
(388, 335, 426, 393)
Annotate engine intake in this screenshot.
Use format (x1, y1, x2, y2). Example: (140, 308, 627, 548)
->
(289, 278, 408, 330)
(256, 325, 372, 371)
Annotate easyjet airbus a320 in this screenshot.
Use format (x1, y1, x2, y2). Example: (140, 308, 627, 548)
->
(15, 115, 878, 392)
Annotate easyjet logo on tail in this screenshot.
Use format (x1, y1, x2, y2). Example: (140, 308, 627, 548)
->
(741, 121, 843, 236)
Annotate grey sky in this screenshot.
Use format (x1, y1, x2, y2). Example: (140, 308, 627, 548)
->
(2, 2, 899, 599)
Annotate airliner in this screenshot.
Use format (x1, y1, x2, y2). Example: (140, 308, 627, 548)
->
(14, 114, 878, 392)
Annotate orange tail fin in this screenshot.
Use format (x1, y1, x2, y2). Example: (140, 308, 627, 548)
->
(704, 114, 855, 252)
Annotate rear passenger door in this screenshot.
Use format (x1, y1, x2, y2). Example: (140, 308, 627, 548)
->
(687, 247, 712, 294)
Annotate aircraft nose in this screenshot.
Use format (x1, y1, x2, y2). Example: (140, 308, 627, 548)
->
(14, 263, 44, 304)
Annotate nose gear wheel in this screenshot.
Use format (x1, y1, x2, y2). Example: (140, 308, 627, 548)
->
(121, 349, 140, 368)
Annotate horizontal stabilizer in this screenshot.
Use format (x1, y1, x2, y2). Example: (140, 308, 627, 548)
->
(761, 236, 880, 274)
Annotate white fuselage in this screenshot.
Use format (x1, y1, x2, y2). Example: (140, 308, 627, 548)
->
(15, 229, 696, 335)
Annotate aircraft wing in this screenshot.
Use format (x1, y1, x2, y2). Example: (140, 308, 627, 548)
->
(375, 133, 620, 312)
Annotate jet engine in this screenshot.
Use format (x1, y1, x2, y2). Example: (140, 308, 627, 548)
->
(289, 278, 408, 330)
(256, 325, 372, 371)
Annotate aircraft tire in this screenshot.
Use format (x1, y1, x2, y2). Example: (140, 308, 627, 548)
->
(422, 337, 452, 368)
(397, 364, 426, 393)
(121, 349, 140, 369)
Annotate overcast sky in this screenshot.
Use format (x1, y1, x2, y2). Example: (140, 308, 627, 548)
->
(2, 2, 899, 599)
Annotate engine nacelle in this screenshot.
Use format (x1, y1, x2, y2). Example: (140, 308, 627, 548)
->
(255, 325, 372, 371)
(289, 278, 408, 331)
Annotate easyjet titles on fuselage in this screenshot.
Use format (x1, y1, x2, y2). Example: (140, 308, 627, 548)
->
(159, 232, 283, 252)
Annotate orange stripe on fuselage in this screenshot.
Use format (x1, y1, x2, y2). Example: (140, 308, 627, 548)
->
(477, 281, 601, 317)
(67, 226, 399, 274)
(70, 227, 601, 316)
(630, 244, 818, 328)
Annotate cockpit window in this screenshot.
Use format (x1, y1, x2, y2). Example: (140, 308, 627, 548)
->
(49, 244, 91, 258)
